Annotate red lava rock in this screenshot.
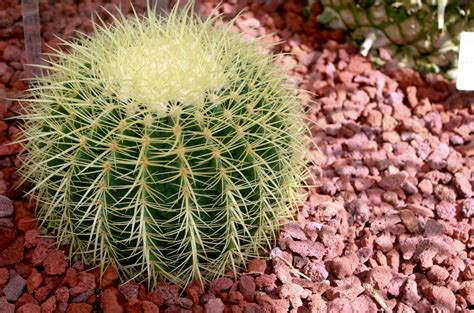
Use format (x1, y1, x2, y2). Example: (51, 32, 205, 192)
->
(54, 286, 69, 304)
(31, 240, 51, 267)
(454, 172, 473, 198)
(328, 254, 358, 279)
(399, 209, 418, 233)
(43, 250, 68, 275)
(425, 285, 456, 312)
(118, 281, 139, 301)
(3, 270, 26, 301)
(0, 233, 24, 266)
(426, 265, 449, 282)
(185, 280, 204, 305)
(0, 296, 15, 313)
(435, 201, 456, 221)
(41, 295, 57, 313)
(460, 281, 474, 305)
(66, 303, 93, 313)
(365, 266, 393, 289)
(287, 240, 325, 258)
(26, 268, 43, 294)
(282, 222, 307, 240)
(123, 302, 142, 313)
(345, 199, 370, 225)
(247, 259, 267, 274)
(403, 279, 421, 306)
(239, 275, 256, 302)
(228, 290, 243, 303)
(24, 229, 40, 248)
(148, 281, 179, 307)
(62, 268, 78, 288)
(34, 277, 59, 302)
(378, 172, 407, 190)
(204, 298, 224, 313)
(256, 292, 290, 313)
(17, 303, 41, 313)
(302, 260, 328, 281)
(142, 300, 159, 313)
(255, 273, 277, 292)
(0, 267, 9, 284)
(210, 277, 233, 294)
(101, 288, 124, 313)
(69, 272, 95, 296)
(278, 282, 305, 308)
(0, 227, 16, 252)
(99, 264, 118, 289)
(0, 195, 13, 217)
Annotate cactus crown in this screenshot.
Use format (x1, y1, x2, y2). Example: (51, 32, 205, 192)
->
(17, 3, 309, 287)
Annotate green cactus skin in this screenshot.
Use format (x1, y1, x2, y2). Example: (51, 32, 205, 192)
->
(17, 4, 309, 287)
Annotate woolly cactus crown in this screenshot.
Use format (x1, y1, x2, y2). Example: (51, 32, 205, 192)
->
(17, 3, 309, 287)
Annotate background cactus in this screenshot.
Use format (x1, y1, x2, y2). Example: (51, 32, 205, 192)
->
(315, 0, 474, 78)
(17, 4, 309, 287)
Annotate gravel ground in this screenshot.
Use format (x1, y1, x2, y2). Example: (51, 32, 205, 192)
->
(0, 0, 473, 312)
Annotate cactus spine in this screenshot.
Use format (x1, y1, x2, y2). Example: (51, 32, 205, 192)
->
(17, 4, 308, 287)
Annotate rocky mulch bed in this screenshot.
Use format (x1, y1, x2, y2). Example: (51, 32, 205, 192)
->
(0, 0, 473, 312)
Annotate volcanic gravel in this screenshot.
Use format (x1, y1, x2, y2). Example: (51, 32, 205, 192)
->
(0, 0, 473, 312)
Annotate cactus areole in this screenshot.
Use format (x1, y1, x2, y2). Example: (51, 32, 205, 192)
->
(17, 4, 309, 287)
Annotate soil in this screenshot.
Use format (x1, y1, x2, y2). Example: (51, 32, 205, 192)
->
(0, 0, 473, 312)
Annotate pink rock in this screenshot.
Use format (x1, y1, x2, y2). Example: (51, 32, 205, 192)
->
(402, 279, 421, 306)
(462, 199, 474, 218)
(426, 265, 449, 282)
(204, 298, 224, 313)
(460, 281, 474, 305)
(239, 275, 256, 302)
(435, 201, 456, 221)
(387, 275, 406, 297)
(43, 250, 68, 275)
(148, 281, 179, 306)
(426, 286, 456, 312)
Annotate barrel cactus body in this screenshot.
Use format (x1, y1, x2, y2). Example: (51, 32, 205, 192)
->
(18, 5, 308, 287)
(317, 0, 474, 77)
